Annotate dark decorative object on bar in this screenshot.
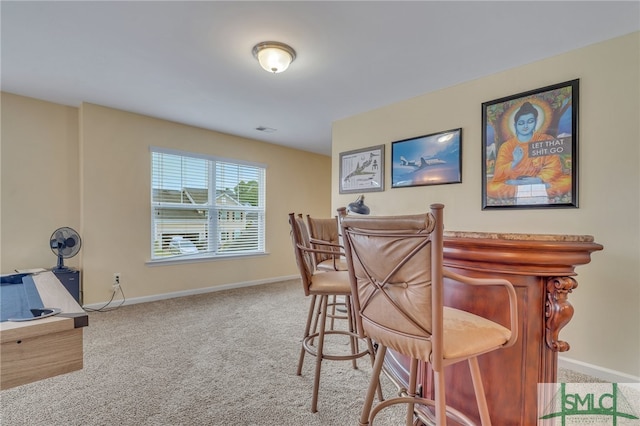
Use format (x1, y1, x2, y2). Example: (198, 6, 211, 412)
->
(347, 195, 370, 215)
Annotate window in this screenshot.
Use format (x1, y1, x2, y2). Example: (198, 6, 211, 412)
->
(151, 147, 266, 260)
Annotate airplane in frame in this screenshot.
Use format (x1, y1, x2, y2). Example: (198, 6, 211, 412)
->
(343, 152, 380, 183)
(399, 155, 446, 170)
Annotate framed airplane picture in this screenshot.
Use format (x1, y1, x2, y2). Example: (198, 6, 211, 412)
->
(339, 145, 384, 194)
(391, 128, 462, 188)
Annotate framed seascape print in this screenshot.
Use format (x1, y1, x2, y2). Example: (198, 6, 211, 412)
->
(482, 79, 579, 209)
(391, 128, 462, 188)
(339, 145, 384, 194)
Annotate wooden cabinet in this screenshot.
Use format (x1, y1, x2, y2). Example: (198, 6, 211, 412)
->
(382, 231, 603, 425)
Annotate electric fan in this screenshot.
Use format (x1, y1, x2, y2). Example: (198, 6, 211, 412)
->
(50, 227, 82, 271)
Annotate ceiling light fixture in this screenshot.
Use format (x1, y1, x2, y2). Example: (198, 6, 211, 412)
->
(252, 41, 296, 74)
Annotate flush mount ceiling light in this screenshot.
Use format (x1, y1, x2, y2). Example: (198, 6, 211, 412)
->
(252, 41, 296, 74)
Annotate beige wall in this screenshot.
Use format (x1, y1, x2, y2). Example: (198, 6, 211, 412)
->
(2, 95, 331, 304)
(332, 33, 640, 377)
(1, 93, 81, 271)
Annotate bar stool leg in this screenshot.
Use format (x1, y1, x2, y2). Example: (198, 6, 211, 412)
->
(297, 295, 317, 376)
(311, 295, 329, 413)
(359, 344, 387, 425)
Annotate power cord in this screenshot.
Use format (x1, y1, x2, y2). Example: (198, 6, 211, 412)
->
(84, 284, 126, 312)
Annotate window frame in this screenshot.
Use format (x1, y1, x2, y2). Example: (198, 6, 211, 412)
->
(150, 147, 266, 263)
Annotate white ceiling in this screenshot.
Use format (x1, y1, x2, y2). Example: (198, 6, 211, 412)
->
(2, 1, 639, 156)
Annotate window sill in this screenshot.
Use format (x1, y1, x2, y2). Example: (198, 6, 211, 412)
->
(146, 251, 269, 266)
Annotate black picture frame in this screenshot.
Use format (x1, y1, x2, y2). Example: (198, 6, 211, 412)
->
(339, 145, 385, 194)
(391, 128, 462, 188)
(482, 79, 579, 209)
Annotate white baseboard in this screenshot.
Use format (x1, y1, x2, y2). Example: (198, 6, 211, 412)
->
(558, 356, 640, 383)
(83, 275, 299, 310)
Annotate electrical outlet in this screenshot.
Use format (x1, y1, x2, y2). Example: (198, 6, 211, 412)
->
(113, 273, 121, 289)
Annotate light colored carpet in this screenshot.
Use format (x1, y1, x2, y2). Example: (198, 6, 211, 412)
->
(0, 279, 601, 425)
(1, 280, 405, 425)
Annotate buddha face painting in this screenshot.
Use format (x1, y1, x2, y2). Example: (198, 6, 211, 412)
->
(515, 113, 536, 140)
(513, 102, 539, 142)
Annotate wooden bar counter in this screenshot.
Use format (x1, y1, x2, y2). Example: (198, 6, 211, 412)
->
(382, 231, 603, 425)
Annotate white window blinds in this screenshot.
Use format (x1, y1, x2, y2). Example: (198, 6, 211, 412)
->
(151, 148, 265, 260)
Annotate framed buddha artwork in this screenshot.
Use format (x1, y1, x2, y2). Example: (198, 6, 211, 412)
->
(482, 79, 579, 209)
